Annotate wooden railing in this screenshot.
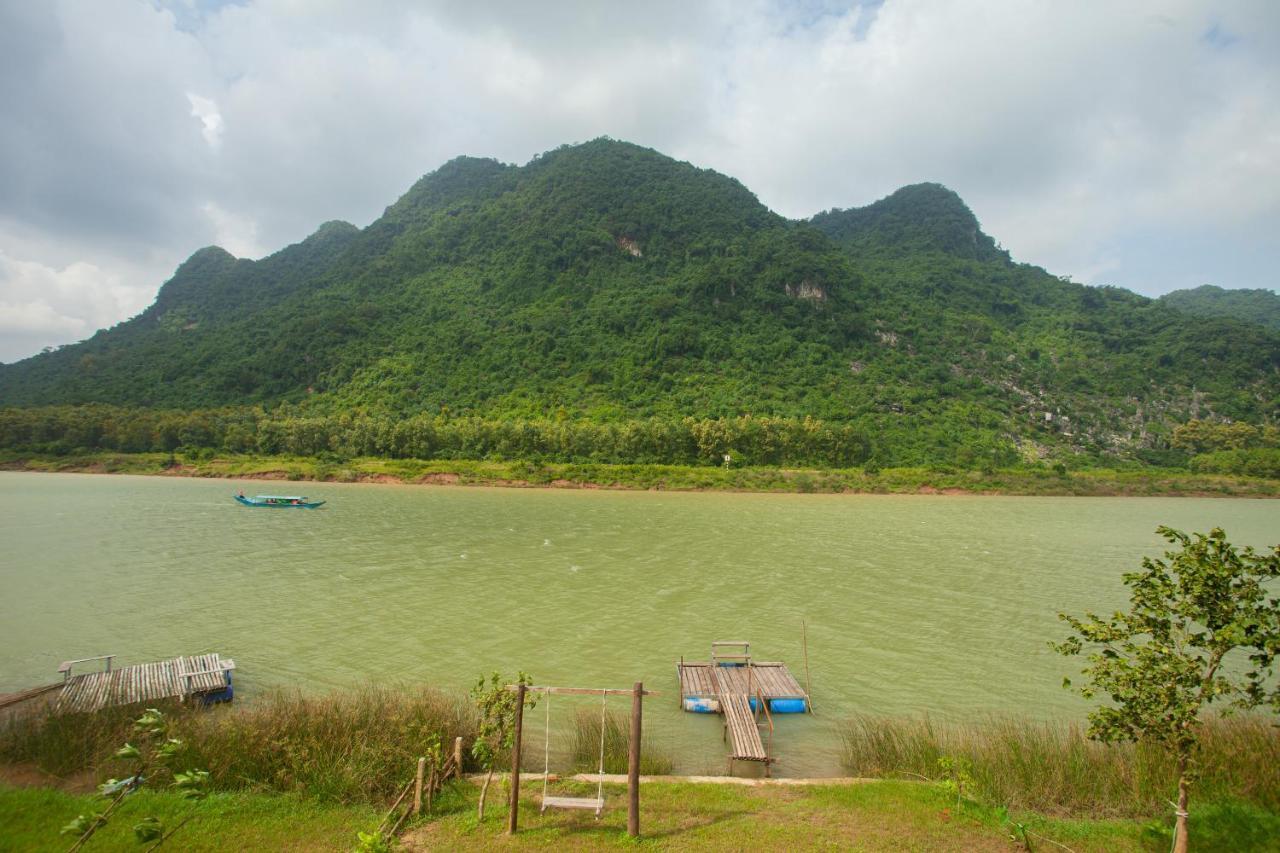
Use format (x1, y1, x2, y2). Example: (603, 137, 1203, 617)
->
(57, 655, 114, 683)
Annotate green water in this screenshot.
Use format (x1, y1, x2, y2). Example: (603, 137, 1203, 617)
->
(1, 472, 1275, 775)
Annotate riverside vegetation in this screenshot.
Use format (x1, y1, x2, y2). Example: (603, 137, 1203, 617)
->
(2, 406, 1279, 495)
(2, 692, 1277, 850)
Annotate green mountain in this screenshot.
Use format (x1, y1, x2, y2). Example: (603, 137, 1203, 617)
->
(1, 139, 1277, 466)
(1159, 285, 1280, 332)
(811, 182, 1008, 262)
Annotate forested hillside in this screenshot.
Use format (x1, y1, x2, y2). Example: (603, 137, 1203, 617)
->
(1160, 285, 1280, 332)
(1, 139, 1277, 468)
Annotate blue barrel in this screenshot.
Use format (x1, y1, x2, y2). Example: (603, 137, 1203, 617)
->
(199, 671, 234, 705)
(682, 697, 719, 713)
(769, 698, 808, 714)
(747, 696, 807, 713)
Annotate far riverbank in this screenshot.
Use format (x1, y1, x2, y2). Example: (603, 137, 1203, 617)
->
(3, 451, 1278, 497)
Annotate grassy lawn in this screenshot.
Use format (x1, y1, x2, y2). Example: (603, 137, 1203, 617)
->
(0, 787, 380, 852)
(409, 779, 1153, 851)
(6, 777, 1276, 851)
(0, 779, 1170, 852)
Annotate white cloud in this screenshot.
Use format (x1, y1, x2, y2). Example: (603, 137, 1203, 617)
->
(0, 250, 154, 362)
(201, 201, 261, 259)
(187, 92, 225, 149)
(1, 0, 1277, 361)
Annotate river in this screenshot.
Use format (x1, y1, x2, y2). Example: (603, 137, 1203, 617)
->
(1, 471, 1275, 775)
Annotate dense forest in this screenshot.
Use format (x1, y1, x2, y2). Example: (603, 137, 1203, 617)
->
(1159, 284, 1280, 332)
(1, 139, 1277, 470)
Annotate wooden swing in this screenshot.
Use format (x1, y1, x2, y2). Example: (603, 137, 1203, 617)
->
(505, 682, 652, 838)
(539, 687, 607, 816)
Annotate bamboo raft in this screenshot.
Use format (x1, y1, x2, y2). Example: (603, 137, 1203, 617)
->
(54, 653, 235, 713)
(677, 642, 811, 776)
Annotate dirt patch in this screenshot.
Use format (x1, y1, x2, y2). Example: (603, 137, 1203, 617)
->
(0, 762, 98, 794)
(914, 486, 974, 496)
(358, 474, 404, 485)
(547, 479, 602, 489)
(419, 473, 461, 485)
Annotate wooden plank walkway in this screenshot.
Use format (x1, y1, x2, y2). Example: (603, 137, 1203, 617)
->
(0, 683, 61, 710)
(720, 693, 768, 763)
(56, 654, 234, 713)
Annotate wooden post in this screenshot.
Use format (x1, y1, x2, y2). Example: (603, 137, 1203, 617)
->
(453, 736, 464, 779)
(628, 681, 642, 838)
(508, 683, 526, 836)
(802, 619, 814, 713)
(413, 756, 426, 816)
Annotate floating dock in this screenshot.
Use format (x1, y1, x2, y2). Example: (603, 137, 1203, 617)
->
(54, 653, 235, 713)
(677, 642, 811, 776)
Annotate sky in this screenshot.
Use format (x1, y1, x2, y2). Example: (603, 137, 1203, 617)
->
(1, 0, 1278, 363)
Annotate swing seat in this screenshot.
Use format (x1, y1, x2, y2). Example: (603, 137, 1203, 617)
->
(541, 795, 605, 813)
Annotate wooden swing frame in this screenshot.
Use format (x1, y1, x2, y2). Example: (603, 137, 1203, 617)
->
(505, 682, 654, 838)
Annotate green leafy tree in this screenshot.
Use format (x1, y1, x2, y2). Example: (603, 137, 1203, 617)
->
(61, 708, 208, 851)
(1055, 527, 1280, 853)
(469, 671, 535, 822)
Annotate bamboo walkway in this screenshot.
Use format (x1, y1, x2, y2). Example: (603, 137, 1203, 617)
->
(55, 653, 235, 712)
(719, 692, 769, 764)
(0, 683, 61, 710)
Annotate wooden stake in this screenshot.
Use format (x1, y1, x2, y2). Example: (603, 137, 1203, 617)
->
(802, 619, 814, 713)
(628, 681, 642, 838)
(508, 683, 526, 836)
(453, 736, 464, 779)
(378, 778, 415, 834)
(413, 756, 425, 816)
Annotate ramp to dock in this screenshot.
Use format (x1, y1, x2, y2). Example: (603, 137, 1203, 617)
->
(56, 653, 234, 712)
(719, 693, 768, 763)
(708, 666, 773, 775)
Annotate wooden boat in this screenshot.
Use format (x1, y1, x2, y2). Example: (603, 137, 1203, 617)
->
(234, 493, 325, 509)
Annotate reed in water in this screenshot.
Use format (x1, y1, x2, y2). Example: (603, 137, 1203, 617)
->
(840, 713, 1279, 817)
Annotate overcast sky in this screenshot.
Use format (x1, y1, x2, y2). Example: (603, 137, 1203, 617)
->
(1, 0, 1277, 363)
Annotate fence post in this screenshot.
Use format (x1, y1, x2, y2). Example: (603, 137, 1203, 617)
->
(508, 683, 526, 835)
(413, 756, 426, 816)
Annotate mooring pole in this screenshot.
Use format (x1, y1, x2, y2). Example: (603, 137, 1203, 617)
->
(413, 756, 426, 816)
(802, 619, 814, 713)
(508, 683, 526, 835)
(628, 681, 642, 838)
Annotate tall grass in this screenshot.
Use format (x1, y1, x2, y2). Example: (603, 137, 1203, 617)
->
(0, 701, 153, 778)
(840, 713, 1280, 817)
(568, 708, 674, 775)
(0, 685, 478, 803)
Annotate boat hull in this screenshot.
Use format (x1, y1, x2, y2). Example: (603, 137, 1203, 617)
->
(234, 496, 326, 509)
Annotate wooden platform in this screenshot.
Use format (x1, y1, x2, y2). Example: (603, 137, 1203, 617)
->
(677, 662, 808, 706)
(55, 653, 235, 713)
